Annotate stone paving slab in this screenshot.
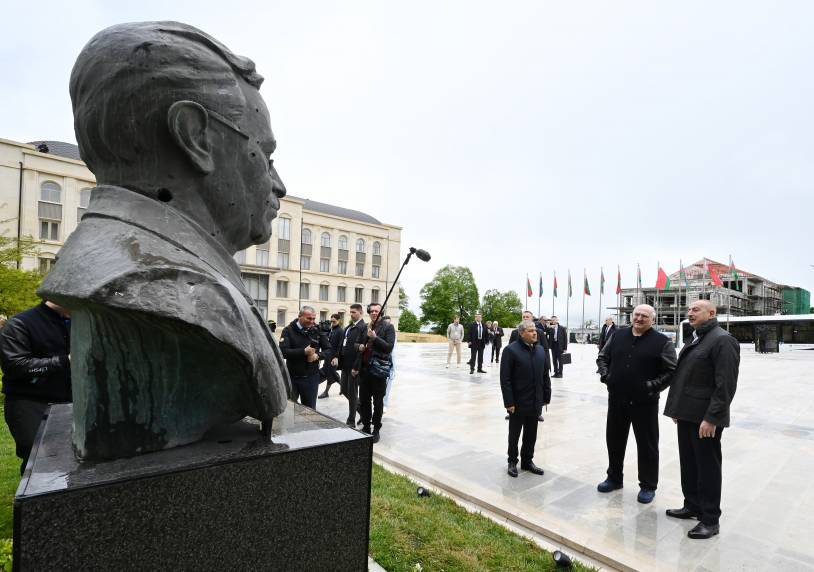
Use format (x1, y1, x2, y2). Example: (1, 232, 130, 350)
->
(315, 342, 814, 571)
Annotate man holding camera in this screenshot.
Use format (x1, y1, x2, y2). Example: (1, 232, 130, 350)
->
(355, 303, 396, 443)
(279, 306, 330, 409)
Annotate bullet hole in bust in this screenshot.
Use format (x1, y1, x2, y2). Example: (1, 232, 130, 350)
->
(255, 108, 259, 113)
(251, 152, 256, 158)
(157, 188, 173, 202)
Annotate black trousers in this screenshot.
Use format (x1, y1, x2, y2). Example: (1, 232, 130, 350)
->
(290, 372, 320, 409)
(469, 344, 485, 370)
(359, 370, 387, 432)
(491, 343, 502, 363)
(320, 361, 340, 391)
(507, 412, 539, 464)
(551, 343, 563, 374)
(677, 420, 724, 525)
(340, 369, 359, 426)
(4, 397, 50, 475)
(606, 398, 659, 490)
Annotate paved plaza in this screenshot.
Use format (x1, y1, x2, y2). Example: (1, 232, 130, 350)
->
(317, 341, 814, 571)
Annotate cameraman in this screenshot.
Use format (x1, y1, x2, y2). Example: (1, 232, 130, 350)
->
(279, 306, 330, 409)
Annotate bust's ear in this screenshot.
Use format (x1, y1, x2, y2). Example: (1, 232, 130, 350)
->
(167, 101, 214, 174)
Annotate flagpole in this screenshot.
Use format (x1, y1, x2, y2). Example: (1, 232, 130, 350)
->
(598, 267, 603, 333)
(581, 268, 586, 340)
(656, 261, 660, 329)
(525, 274, 528, 310)
(538, 273, 541, 317)
(552, 274, 555, 317)
(566, 270, 571, 330)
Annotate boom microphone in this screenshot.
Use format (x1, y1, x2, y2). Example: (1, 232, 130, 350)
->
(411, 248, 431, 262)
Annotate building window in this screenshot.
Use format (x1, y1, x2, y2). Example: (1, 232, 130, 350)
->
(77, 187, 91, 222)
(242, 273, 269, 317)
(277, 252, 290, 269)
(338, 311, 345, 324)
(276, 309, 287, 325)
(300, 255, 311, 270)
(356, 238, 365, 253)
(371, 289, 380, 304)
(337, 286, 346, 302)
(301, 228, 312, 245)
(320, 258, 330, 272)
(38, 257, 55, 275)
(234, 250, 247, 264)
(355, 263, 364, 277)
(338, 235, 348, 250)
(372, 265, 380, 278)
(372, 241, 381, 256)
(355, 287, 364, 303)
(278, 217, 291, 239)
(319, 284, 329, 301)
(38, 181, 62, 241)
(276, 280, 289, 298)
(256, 241, 270, 266)
(320, 232, 331, 247)
(300, 282, 310, 300)
(320, 311, 328, 322)
(338, 260, 348, 275)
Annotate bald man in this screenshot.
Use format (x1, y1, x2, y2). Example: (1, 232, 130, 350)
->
(596, 304, 677, 503)
(663, 299, 739, 539)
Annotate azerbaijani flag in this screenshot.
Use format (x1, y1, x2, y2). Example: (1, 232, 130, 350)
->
(539, 274, 543, 298)
(600, 267, 605, 295)
(655, 266, 671, 289)
(526, 276, 533, 297)
(553, 273, 558, 298)
(679, 259, 689, 288)
(568, 270, 573, 297)
(729, 255, 739, 281)
(616, 266, 622, 294)
(584, 271, 591, 296)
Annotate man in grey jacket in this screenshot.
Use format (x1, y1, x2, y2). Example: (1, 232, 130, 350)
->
(663, 300, 739, 539)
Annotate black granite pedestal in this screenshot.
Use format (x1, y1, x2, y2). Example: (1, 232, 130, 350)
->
(13, 403, 372, 571)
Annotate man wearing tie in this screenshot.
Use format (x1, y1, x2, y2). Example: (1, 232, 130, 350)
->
(598, 316, 617, 350)
(467, 313, 488, 374)
(547, 316, 568, 378)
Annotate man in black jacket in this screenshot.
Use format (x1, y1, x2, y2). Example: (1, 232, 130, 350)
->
(339, 304, 366, 427)
(663, 300, 739, 539)
(318, 313, 343, 399)
(548, 316, 567, 377)
(596, 304, 676, 504)
(500, 320, 552, 477)
(279, 306, 330, 409)
(355, 303, 395, 443)
(0, 301, 71, 474)
(489, 321, 504, 364)
(467, 313, 488, 374)
(598, 316, 617, 350)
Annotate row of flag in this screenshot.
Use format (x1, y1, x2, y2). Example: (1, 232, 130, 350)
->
(525, 257, 739, 298)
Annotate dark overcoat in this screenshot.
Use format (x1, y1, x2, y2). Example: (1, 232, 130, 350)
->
(500, 340, 552, 416)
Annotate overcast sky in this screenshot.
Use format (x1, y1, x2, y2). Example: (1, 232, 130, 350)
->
(2, 1, 812, 325)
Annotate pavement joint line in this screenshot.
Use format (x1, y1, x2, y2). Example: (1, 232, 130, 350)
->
(372, 449, 632, 572)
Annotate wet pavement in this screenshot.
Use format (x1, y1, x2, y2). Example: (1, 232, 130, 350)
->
(316, 341, 814, 571)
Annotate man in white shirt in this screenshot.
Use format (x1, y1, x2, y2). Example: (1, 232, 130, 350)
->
(446, 315, 464, 368)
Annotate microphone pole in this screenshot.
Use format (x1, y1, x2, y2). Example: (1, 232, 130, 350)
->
(370, 247, 430, 330)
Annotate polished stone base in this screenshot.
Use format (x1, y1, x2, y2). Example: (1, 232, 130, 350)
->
(14, 403, 372, 571)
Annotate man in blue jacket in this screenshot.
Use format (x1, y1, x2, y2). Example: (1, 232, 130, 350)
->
(500, 320, 552, 477)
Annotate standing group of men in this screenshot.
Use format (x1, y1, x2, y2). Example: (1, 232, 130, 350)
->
(595, 300, 739, 539)
(278, 302, 395, 443)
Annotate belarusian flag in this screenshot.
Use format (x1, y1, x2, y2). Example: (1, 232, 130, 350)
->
(568, 270, 573, 298)
(616, 266, 622, 294)
(709, 267, 723, 287)
(729, 255, 739, 281)
(553, 273, 558, 298)
(655, 266, 671, 289)
(526, 276, 533, 297)
(600, 267, 605, 295)
(583, 271, 591, 296)
(538, 274, 543, 298)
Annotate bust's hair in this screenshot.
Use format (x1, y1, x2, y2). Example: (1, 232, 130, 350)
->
(70, 21, 263, 186)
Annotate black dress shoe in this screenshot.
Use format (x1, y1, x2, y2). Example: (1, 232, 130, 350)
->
(520, 462, 544, 475)
(372, 431, 381, 444)
(688, 522, 719, 539)
(507, 462, 518, 477)
(477, 369, 487, 373)
(318, 391, 329, 399)
(666, 507, 699, 520)
(470, 369, 474, 374)
(505, 415, 510, 420)
(537, 415, 544, 422)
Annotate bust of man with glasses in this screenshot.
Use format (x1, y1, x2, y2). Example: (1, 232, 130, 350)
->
(39, 21, 290, 460)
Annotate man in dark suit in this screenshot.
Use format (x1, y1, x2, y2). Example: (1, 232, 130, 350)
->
(318, 313, 343, 399)
(598, 316, 617, 350)
(547, 316, 568, 378)
(500, 320, 552, 477)
(467, 313, 488, 374)
(339, 303, 367, 427)
(664, 300, 739, 540)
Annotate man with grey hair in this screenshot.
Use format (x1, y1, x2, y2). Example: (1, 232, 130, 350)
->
(39, 21, 289, 458)
(500, 320, 552, 477)
(596, 304, 676, 504)
(280, 306, 330, 409)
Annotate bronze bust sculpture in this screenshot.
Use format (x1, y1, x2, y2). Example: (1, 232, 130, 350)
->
(40, 21, 290, 459)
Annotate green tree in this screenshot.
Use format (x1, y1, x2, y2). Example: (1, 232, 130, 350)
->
(419, 265, 480, 334)
(480, 289, 523, 328)
(398, 286, 409, 311)
(0, 233, 42, 318)
(397, 309, 421, 333)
